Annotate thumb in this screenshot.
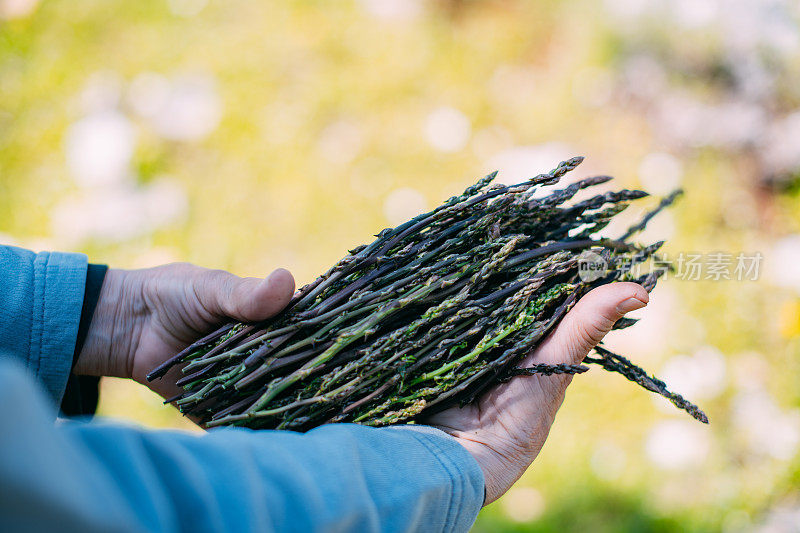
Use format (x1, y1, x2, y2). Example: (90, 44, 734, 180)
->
(211, 268, 295, 322)
(532, 282, 648, 365)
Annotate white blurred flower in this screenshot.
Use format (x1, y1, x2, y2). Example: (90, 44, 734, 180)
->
(65, 111, 135, 188)
(638, 152, 683, 195)
(591, 442, 627, 480)
(721, 0, 800, 56)
(0, 0, 38, 19)
(760, 15, 800, 56)
(670, 0, 718, 29)
(732, 389, 800, 461)
(658, 346, 727, 402)
(602, 0, 652, 22)
(167, 0, 207, 17)
(50, 179, 187, 245)
(80, 71, 123, 114)
(317, 120, 363, 164)
(657, 96, 766, 149)
(765, 235, 800, 294)
(52, 187, 145, 245)
(622, 55, 667, 101)
(424, 107, 471, 153)
(501, 486, 545, 523)
(486, 143, 575, 185)
(148, 73, 222, 141)
(762, 112, 800, 175)
(755, 502, 800, 533)
(645, 419, 710, 469)
(720, 0, 761, 52)
(383, 187, 426, 226)
(143, 177, 189, 228)
(358, 0, 422, 22)
(704, 100, 767, 148)
(129, 72, 171, 118)
(731, 55, 776, 101)
(654, 93, 705, 148)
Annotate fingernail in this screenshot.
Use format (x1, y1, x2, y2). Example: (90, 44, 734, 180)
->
(616, 296, 647, 314)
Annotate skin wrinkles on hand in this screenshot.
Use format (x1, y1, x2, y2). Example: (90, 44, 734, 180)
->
(73, 259, 645, 505)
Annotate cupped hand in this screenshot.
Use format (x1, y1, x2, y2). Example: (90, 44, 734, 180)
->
(425, 282, 648, 505)
(75, 263, 295, 399)
(75, 260, 645, 502)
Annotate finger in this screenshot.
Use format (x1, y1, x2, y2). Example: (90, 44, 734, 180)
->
(531, 282, 648, 366)
(210, 268, 295, 322)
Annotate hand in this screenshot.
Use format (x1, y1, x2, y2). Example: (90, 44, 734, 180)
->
(425, 282, 648, 505)
(75, 263, 295, 399)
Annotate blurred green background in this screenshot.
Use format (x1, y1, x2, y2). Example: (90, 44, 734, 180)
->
(2, 0, 800, 530)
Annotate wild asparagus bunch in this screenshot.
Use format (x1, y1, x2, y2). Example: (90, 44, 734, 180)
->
(148, 157, 708, 430)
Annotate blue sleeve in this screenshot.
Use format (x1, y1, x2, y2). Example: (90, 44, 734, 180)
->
(0, 359, 485, 533)
(0, 245, 87, 406)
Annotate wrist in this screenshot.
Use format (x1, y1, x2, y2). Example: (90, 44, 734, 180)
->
(445, 431, 533, 505)
(74, 268, 145, 380)
(453, 438, 504, 505)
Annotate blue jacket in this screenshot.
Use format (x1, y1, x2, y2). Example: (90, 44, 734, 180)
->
(0, 245, 484, 532)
